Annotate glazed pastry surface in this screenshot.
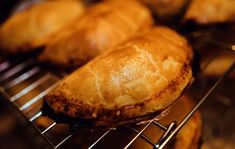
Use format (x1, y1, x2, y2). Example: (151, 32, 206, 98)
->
(45, 27, 193, 126)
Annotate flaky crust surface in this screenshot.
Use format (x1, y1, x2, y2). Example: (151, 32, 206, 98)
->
(0, 0, 85, 53)
(45, 27, 193, 126)
(39, 0, 153, 68)
(184, 0, 235, 24)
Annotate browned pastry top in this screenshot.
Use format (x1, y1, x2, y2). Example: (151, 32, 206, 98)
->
(0, 0, 85, 53)
(45, 27, 193, 126)
(39, 0, 153, 68)
(184, 0, 235, 24)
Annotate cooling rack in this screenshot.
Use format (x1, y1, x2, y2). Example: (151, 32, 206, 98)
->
(0, 26, 234, 149)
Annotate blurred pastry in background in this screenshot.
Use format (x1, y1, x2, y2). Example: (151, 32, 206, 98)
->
(133, 95, 202, 149)
(184, 0, 235, 24)
(39, 0, 153, 68)
(203, 52, 235, 79)
(140, 0, 190, 22)
(44, 26, 193, 127)
(166, 97, 202, 149)
(0, 0, 85, 54)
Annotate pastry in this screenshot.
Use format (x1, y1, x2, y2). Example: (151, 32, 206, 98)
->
(133, 96, 202, 149)
(140, 0, 189, 20)
(44, 26, 193, 127)
(184, 0, 235, 24)
(0, 0, 85, 54)
(39, 0, 153, 68)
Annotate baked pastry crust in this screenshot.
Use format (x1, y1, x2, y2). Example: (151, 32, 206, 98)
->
(39, 0, 153, 68)
(44, 27, 193, 126)
(184, 0, 235, 24)
(0, 0, 85, 53)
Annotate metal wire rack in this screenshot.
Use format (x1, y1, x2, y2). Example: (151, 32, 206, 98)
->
(0, 27, 234, 149)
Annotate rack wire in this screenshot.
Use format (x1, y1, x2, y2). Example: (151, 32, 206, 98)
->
(0, 28, 234, 149)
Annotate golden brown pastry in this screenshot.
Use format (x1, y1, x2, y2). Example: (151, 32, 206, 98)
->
(0, 0, 85, 54)
(184, 0, 235, 24)
(39, 0, 153, 68)
(168, 98, 202, 149)
(44, 26, 193, 127)
(203, 52, 235, 79)
(133, 96, 202, 149)
(140, 0, 189, 19)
